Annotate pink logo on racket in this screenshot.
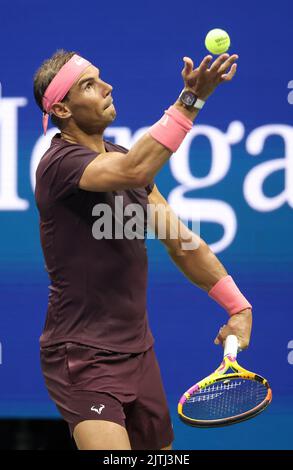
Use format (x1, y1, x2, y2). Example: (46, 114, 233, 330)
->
(226, 355, 236, 362)
(218, 360, 226, 371)
(187, 384, 200, 395)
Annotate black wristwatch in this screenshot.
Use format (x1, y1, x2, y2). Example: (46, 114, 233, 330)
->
(179, 89, 205, 110)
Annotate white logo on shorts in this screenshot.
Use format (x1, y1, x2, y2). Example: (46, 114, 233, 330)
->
(91, 404, 105, 414)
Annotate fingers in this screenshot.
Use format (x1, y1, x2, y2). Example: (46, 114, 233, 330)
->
(198, 55, 213, 72)
(181, 52, 238, 96)
(207, 53, 238, 83)
(221, 63, 237, 81)
(218, 55, 238, 82)
(182, 56, 194, 74)
(237, 334, 250, 350)
(215, 326, 250, 350)
(182, 55, 212, 75)
(218, 54, 238, 73)
(214, 324, 228, 345)
(209, 53, 230, 72)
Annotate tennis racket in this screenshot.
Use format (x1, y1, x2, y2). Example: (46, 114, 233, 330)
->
(178, 335, 272, 427)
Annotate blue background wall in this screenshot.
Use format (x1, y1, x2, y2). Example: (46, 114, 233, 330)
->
(0, 0, 292, 449)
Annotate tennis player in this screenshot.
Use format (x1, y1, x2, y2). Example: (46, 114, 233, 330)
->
(33, 49, 252, 450)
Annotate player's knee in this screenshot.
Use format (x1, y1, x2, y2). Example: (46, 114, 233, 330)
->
(73, 419, 131, 450)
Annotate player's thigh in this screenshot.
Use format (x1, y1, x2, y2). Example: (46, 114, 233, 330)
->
(73, 419, 132, 450)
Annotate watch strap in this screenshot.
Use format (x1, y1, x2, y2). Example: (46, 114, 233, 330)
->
(193, 97, 205, 110)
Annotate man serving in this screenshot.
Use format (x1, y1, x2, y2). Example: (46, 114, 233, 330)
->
(34, 49, 252, 450)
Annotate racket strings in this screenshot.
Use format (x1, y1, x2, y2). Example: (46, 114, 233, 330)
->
(184, 378, 268, 420)
(191, 380, 242, 400)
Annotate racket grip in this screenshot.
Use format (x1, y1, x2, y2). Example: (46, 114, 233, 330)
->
(224, 335, 239, 358)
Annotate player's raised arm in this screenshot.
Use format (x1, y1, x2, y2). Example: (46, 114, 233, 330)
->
(79, 54, 238, 192)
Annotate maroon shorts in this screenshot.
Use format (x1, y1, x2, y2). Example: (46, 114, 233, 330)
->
(40, 343, 174, 450)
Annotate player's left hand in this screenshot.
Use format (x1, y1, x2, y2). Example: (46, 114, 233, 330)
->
(181, 53, 238, 101)
(214, 308, 252, 350)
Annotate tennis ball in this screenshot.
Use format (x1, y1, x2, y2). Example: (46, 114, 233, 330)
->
(205, 29, 231, 55)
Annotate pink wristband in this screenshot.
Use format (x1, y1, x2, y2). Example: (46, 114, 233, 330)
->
(148, 105, 193, 153)
(208, 275, 252, 316)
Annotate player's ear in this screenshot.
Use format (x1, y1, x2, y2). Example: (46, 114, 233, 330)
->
(51, 102, 72, 120)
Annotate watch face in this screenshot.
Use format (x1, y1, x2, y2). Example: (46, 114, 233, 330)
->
(181, 91, 196, 106)
(184, 93, 194, 105)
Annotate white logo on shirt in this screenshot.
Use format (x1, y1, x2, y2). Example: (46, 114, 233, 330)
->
(91, 404, 105, 414)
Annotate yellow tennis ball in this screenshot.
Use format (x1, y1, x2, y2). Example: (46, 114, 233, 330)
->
(205, 29, 231, 55)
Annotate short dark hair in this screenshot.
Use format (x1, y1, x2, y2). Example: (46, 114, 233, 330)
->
(33, 49, 77, 129)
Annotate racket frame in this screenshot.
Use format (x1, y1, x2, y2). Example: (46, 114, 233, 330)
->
(178, 336, 272, 427)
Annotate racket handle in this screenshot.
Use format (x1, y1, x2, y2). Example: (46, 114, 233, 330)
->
(224, 335, 239, 358)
